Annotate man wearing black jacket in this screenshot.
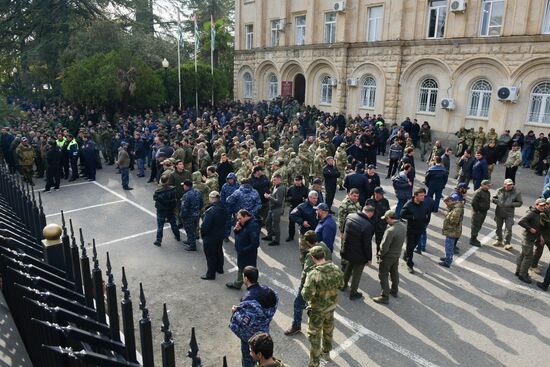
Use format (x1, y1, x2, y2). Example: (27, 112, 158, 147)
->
(322, 157, 340, 212)
(249, 166, 270, 227)
(153, 175, 181, 247)
(366, 187, 390, 260)
(286, 176, 309, 242)
(341, 205, 375, 300)
(344, 163, 369, 206)
(200, 191, 227, 280)
(364, 164, 381, 200)
(44, 140, 62, 192)
(400, 189, 430, 273)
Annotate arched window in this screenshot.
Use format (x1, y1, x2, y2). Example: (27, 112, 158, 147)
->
(528, 82, 550, 124)
(417, 78, 438, 113)
(268, 74, 278, 100)
(243, 72, 253, 99)
(320, 75, 333, 104)
(468, 80, 492, 118)
(360, 76, 376, 109)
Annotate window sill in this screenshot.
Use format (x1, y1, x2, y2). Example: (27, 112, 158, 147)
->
(525, 121, 550, 128)
(466, 116, 489, 121)
(359, 106, 375, 111)
(319, 102, 333, 106)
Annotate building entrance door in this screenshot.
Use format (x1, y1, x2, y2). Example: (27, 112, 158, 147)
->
(294, 74, 306, 104)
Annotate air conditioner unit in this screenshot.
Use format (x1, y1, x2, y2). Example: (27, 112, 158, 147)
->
(334, 1, 346, 12)
(450, 0, 467, 12)
(441, 98, 456, 110)
(330, 78, 338, 87)
(497, 86, 519, 102)
(346, 78, 357, 87)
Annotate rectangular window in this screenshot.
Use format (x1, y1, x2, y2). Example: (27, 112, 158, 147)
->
(324, 12, 336, 43)
(367, 6, 383, 42)
(427, 0, 447, 39)
(480, 0, 505, 36)
(295, 15, 306, 45)
(543, 0, 550, 34)
(271, 20, 280, 47)
(245, 24, 254, 49)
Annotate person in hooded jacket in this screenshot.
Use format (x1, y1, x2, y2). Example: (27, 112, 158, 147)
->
(153, 175, 180, 247)
(392, 163, 413, 218)
(424, 156, 448, 213)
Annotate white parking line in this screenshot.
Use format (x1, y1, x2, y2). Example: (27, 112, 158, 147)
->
(34, 181, 93, 192)
(95, 228, 166, 248)
(46, 200, 126, 218)
(92, 181, 157, 217)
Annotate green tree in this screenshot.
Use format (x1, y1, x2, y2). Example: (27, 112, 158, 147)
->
(61, 49, 165, 113)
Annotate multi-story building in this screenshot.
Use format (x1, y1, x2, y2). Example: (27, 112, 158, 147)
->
(234, 0, 550, 135)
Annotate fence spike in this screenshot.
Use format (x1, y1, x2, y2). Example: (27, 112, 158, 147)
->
(139, 282, 149, 319)
(106, 251, 113, 284)
(79, 228, 85, 249)
(162, 303, 171, 342)
(223, 356, 228, 367)
(92, 239, 99, 269)
(122, 266, 130, 300)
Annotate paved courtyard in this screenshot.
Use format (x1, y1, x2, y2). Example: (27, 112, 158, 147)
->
(37, 154, 550, 367)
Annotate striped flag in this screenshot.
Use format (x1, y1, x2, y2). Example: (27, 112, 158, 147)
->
(194, 13, 200, 51)
(211, 15, 216, 51)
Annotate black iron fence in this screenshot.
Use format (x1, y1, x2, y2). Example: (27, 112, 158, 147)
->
(0, 165, 224, 366)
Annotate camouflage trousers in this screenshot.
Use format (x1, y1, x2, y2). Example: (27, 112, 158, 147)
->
(20, 165, 34, 184)
(487, 164, 495, 180)
(307, 308, 335, 367)
(516, 239, 536, 277)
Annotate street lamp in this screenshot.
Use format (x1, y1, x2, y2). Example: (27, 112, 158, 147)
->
(162, 58, 169, 106)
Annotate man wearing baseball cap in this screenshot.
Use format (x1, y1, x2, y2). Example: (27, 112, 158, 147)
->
(372, 210, 406, 305)
(470, 180, 492, 247)
(492, 178, 523, 250)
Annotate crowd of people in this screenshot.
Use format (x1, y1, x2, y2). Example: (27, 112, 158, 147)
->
(2, 97, 550, 367)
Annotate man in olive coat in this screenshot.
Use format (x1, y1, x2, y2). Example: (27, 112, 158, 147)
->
(373, 210, 407, 305)
(470, 180, 492, 247)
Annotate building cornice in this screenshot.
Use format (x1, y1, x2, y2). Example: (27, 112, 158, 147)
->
(234, 34, 550, 55)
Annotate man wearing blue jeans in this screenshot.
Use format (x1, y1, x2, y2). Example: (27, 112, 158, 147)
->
(439, 197, 464, 268)
(117, 142, 133, 190)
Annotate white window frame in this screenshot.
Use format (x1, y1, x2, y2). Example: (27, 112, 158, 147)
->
(245, 24, 254, 49)
(367, 6, 383, 42)
(268, 74, 278, 100)
(543, 0, 550, 34)
(468, 80, 492, 118)
(243, 72, 253, 99)
(295, 15, 306, 45)
(427, 0, 447, 39)
(480, 0, 505, 37)
(270, 20, 280, 47)
(360, 76, 376, 109)
(417, 78, 439, 113)
(528, 82, 550, 124)
(320, 75, 333, 105)
(324, 12, 337, 44)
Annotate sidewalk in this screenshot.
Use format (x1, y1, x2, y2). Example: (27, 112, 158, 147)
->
(0, 292, 32, 367)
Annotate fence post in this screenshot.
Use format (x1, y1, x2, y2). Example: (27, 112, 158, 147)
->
(139, 283, 154, 367)
(188, 327, 202, 367)
(105, 251, 121, 342)
(161, 303, 175, 367)
(91, 240, 106, 324)
(223, 356, 228, 367)
(38, 192, 46, 232)
(69, 219, 83, 294)
(79, 228, 94, 308)
(42, 223, 66, 271)
(60, 211, 74, 281)
(121, 266, 137, 363)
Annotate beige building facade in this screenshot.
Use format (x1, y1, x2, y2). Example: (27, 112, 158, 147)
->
(234, 0, 550, 135)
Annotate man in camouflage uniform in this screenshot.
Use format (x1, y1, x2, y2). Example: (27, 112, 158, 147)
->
(312, 147, 326, 181)
(465, 128, 476, 151)
(474, 127, 486, 152)
(335, 143, 347, 190)
(16, 137, 36, 185)
(470, 180, 492, 247)
(454, 137, 468, 179)
(302, 246, 344, 367)
(486, 128, 498, 143)
(205, 165, 219, 192)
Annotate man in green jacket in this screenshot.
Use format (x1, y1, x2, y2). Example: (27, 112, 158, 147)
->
(470, 180, 492, 247)
(516, 199, 546, 283)
(492, 179, 523, 250)
(373, 210, 406, 304)
(302, 246, 344, 367)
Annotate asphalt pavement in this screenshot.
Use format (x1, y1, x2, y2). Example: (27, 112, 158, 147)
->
(37, 153, 550, 367)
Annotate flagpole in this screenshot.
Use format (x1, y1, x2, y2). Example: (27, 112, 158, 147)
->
(177, 35, 182, 110)
(211, 15, 214, 108)
(194, 14, 199, 118)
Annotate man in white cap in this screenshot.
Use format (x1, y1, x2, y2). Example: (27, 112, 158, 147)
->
(492, 178, 523, 250)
